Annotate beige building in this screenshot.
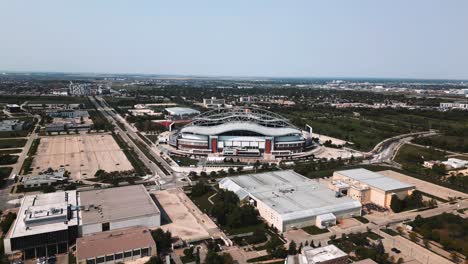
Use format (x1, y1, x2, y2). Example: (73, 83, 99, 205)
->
(286, 245, 348, 264)
(331, 168, 415, 208)
(76, 227, 156, 264)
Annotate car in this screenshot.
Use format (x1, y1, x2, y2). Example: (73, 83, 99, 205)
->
(36, 257, 46, 264)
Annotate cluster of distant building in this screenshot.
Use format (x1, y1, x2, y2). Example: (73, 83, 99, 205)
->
(423, 158, 468, 170)
(439, 102, 468, 110)
(0, 119, 26, 132)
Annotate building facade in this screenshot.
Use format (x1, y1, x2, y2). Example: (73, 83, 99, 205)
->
(170, 107, 314, 157)
(331, 168, 415, 208)
(219, 170, 361, 232)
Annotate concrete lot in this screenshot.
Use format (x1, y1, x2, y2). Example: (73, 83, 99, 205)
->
(378, 170, 468, 200)
(153, 188, 219, 242)
(31, 134, 133, 180)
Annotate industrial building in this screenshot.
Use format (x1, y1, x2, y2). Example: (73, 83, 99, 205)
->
(165, 107, 200, 120)
(21, 168, 67, 188)
(79, 185, 161, 236)
(203, 97, 225, 108)
(331, 168, 415, 208)
(219, 170, 361, 232)
(5, 104, 21, 113)
(3, 191, 79, 259)
(286, 245, 348, 264)
(76, 227, 156, 264)
(0, 119, 25, 131)
(46, 110, 89, 118)
(170, 107, 314, 157)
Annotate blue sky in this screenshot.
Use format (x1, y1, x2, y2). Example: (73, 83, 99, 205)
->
(1, 0, 467, 79)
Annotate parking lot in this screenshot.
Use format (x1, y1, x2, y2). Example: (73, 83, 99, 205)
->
(31, 134, 133, 180)
(378, 170, 468, 200)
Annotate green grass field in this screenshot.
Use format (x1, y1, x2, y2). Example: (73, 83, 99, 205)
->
(394, 144, 446, 166)
(0, 138, 27, 149)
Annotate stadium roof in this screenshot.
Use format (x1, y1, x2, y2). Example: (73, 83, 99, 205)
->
(335, 168, 414, 192)
(187, 107, 298, 128)
(165, 107, 200, 116)
(180, 122, 302, 137)
(79, 185, 160, 225)
(219, 170, 361, 222)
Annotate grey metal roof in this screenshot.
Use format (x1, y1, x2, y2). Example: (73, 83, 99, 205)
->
(180, 122, 302, 137)
(165, 107, 200, 116)
(219, 170, 361, 221)
(80, 185, 160, 225)
(335, 168, 414, 192)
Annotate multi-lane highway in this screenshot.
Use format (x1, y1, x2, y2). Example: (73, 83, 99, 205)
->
(88, 96, 179, 186)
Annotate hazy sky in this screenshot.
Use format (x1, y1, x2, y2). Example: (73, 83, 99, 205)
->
(1, 0, 468, 79)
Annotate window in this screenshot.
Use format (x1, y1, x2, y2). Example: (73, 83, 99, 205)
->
(96, 257, 105, 264)
(86, 259, 96, 264)
(141, 248, 150, 257)
(115, 253, 123, 260)
(105, 255, 114, 262)
(102, 222, 110, 232)
(124, 251, 132, 258)
(132, 249, 141, 257)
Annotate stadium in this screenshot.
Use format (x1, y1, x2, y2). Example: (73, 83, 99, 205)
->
(169, 107, 314, 157)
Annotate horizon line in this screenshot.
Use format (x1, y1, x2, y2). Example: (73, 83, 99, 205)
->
(1, 70, 468, 82)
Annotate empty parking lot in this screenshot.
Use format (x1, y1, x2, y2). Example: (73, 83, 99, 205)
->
(31, 134, 133, 180)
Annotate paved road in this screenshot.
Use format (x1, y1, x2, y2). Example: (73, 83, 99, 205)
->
(0, 115, 41, 210)
(288, 199, 467, 247)
(89, 96, 179, 186)
(369, 131, 438, 164)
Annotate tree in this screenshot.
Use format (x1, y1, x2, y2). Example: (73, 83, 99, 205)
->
(42, 185, 56, 193)
(191, 181, 210, 197)
(200, 171, 207, 177)
(423, 239, 430, 249)
(266, 236, 287, 258)
(151, 228, 172, 254)
(145, 256, 163, 264)
(450, 252, 459, 263)
(409, 231, 419, 243)
(288, 240, 297, 255)
(236, 166, 243, 173)
(227, 168, 235, 174)
(390, 195, 402, 213)
(209, 171, 217, 178)
(0, 212, 16, 233)
(376, 241, 385, 255)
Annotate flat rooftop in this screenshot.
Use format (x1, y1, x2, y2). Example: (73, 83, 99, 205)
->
(335, 168, 414, 192)
(165, 107, 200, 116)
(303, 245, 347, 263)
(8, 190, 78, 239)
(79, 185, 160, 225)
(76, 227, 155, 260)
(219, 170, 361, 221)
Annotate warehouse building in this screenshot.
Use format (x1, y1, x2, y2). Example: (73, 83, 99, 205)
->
(219, 170, 361, 232)
(331, 168, 415, 208)
(3, 191, 79, 259)
(286, 245, 348, 264)
(76, 227, 156, 264)
(78, 185, 161, 236)
(0, 119, 25, 131)
(165, 107, 200, 120)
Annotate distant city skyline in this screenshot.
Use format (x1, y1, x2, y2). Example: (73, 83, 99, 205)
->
(1, 0, 468, 80)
